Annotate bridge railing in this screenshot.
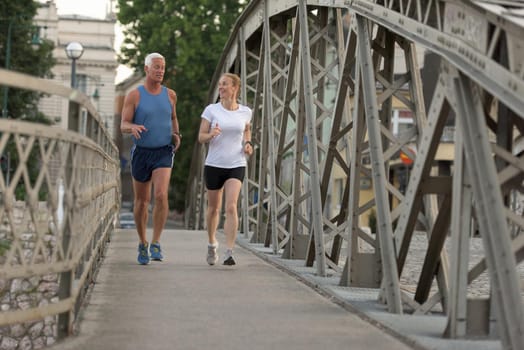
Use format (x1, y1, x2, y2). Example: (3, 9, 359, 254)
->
(186, 1, 524, 349)
(0, 68, 120, 341)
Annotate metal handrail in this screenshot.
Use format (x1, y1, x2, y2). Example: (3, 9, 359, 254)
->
(0, 69, 120, 339)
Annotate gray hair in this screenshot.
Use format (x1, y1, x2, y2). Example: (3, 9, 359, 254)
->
(145, 52, 164, 67)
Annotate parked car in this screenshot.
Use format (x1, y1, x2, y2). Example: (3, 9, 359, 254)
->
(119, 212, 136, 229)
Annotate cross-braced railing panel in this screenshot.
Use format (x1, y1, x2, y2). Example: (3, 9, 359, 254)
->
(258, 15, 296, 252)
(186, 0, 524, 348)
(0, 70, 119, 340)
(301, 7, 348, 272)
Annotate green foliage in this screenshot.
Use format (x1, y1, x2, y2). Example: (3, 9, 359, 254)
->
(5, 38, 55, 119)
(0, 1, 56, 201)
(0, 0, 55, 119)
(368, 209, 377, 234)
(117, 0, 246, 210)
(0, 239, 10, 257)
(0, 0, 56, 120)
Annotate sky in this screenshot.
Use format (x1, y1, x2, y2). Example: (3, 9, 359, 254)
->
(53, 0, 133, 83)
(55, 0, 113, 20)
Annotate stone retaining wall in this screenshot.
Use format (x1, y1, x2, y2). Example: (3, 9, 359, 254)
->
(0, 202, 59, 349)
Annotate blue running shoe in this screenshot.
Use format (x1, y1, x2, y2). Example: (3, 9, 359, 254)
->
(150, 242, 163, 261)
(137, 242, 150, 265)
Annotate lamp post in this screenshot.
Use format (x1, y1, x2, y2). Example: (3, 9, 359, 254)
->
(60, 44, 84, 336)
(65, 41, 84, 88)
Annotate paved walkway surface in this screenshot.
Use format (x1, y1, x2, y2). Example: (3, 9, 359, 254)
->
(49, 228, 504, 350)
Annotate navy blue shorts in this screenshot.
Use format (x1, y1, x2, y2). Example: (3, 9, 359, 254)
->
(131, 145, 174, 182)
(204, 166, 245, 190)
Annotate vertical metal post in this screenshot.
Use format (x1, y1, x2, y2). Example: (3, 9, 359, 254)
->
(452, 68, 524, 350)
(239, 27, 250, 239)
(445, 118, 470, 338)
(355, 15, 402, 313)
(263, 0, 279, 254)
(57, 270, 73, 339)
(344, 58, 362, 286)
(298, 0, 326, 276)
(58, 180, 73, 338)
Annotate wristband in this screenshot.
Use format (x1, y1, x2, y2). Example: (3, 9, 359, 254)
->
(244, 141, 253, 147)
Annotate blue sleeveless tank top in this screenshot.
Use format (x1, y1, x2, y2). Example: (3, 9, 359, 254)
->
(133, 85, 172, 148)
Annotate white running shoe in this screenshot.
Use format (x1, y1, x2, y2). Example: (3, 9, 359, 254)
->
(207, 243, 219, 265)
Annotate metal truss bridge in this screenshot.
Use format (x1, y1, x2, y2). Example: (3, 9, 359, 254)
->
(0, 0, 523, 349)
(186, 1, 524, 349)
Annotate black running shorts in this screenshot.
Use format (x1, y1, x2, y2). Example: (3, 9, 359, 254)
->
(204, 165, 245, 190)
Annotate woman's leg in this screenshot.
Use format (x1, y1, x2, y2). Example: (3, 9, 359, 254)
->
(223, 178, 242, 249)
(206, 188, 223, 245)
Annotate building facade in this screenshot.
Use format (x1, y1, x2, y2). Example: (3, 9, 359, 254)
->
(34, 0, 118, 137)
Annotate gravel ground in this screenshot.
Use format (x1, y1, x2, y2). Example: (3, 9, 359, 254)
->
(400, 232, 524, 299)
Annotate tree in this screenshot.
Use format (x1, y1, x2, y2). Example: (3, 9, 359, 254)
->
(0, 0, 56, 120)
(0, 1, 56, 200)
(117, 0, 246, 211)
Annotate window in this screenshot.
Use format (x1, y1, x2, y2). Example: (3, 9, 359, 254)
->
(392, 109, 414, 136)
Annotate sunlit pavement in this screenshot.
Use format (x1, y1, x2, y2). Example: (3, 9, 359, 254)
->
(49, 228, 416, 350)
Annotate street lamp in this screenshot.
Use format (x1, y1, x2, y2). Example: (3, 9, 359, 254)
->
(65, 41, 84, 88)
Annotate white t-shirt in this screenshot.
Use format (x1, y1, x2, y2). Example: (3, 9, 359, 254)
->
(201, 102, 252, 168)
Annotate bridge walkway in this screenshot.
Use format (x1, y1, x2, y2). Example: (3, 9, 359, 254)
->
(49, 228, 416, 350)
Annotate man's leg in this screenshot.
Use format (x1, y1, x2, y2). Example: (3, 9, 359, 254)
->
(150, 167, 172, 243)
(133, 179, 152, 244)
(133, 179, 152, 265)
